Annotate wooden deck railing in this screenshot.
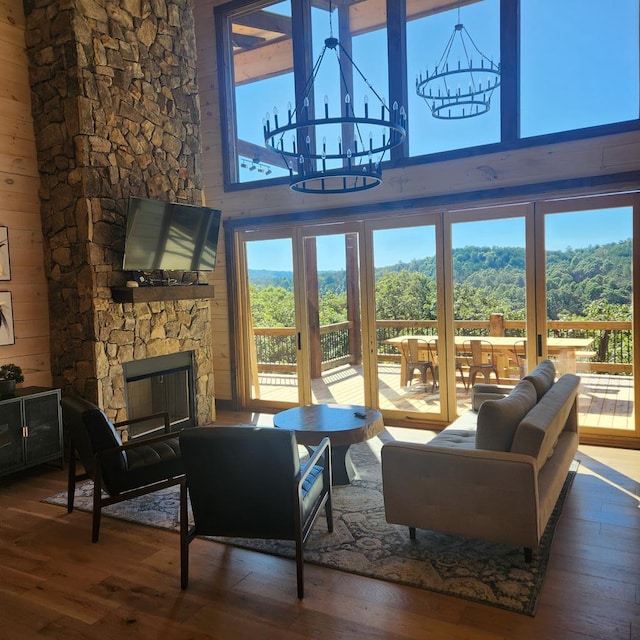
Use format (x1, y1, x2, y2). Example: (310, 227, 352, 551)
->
(253, 322, 353, 373)
(253, 318, 633, 376)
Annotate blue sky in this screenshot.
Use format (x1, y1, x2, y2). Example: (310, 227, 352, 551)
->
(247, 206, 633, 272)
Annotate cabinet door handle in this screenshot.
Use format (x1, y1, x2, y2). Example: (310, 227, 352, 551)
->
(22, 426, 29, 438)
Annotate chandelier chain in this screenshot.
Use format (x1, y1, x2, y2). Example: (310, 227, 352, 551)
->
(328, 0, 334, 39)
(262, 0, 406, 194)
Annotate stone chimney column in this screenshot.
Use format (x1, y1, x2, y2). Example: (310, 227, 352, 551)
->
(23, 0, 215, 424)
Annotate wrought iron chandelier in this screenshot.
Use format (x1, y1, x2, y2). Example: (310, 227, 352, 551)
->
(262, 1, 406, 194)
(415, 4, 500, 120)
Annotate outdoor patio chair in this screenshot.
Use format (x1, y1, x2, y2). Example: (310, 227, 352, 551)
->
(464, 339, 501, 386)
(454, 342, 471, 390)
(426, 338, 440, 390)
(400, 338, 437, 391)
(512, 339, 527, 378)
(179, 426, 333, 598)
(60, 395, 184, 543)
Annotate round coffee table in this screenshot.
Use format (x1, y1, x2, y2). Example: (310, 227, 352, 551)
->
(273, 404, 384, 485)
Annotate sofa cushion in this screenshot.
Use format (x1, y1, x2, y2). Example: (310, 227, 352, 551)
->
(429, 410, 478, 449)
(523, 359, 556, 400)
(510, 374, 580, 464)
(471, 383, 511, 411)
(475, 378, 537, 452)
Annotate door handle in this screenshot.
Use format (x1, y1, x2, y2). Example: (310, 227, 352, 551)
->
(537, 334, 542, 357)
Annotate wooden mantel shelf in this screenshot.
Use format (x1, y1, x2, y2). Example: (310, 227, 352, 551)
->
(111, 284, 215, 303)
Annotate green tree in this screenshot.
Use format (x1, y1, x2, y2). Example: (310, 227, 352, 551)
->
(319, 290, 348, 324)
(250, 285, 295, 327)
(375, 270, 437, 320)
(452, 282, 520, 320)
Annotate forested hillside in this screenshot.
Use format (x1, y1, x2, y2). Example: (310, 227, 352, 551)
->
(248, 239, 631, 325)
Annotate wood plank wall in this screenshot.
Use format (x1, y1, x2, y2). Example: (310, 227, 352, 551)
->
(195, 0, 232, 401)
(0, 0, 51, 388)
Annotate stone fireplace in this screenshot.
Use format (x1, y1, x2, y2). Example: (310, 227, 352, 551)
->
(123, 351, 196, 437)
(23, 0, 215, 424)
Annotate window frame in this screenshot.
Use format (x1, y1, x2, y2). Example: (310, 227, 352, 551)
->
(215, 0, 640, 192)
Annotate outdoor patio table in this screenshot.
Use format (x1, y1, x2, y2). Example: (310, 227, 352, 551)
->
(384, 335, 594, 386)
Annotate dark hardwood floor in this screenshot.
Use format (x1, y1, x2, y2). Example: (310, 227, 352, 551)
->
(1, 411, 640, 639)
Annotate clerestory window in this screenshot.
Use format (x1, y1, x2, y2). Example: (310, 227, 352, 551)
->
(215, 0, 640, 190)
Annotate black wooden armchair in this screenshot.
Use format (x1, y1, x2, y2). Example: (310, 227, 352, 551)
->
(60, 395, 184, 543)
(179, 426, 333, 598)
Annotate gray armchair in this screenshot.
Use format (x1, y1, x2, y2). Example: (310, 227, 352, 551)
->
(179, 426, 333, 598)
(61, 395, 184, 543)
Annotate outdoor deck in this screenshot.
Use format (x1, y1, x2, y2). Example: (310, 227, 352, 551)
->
(253, 363, 635, 431)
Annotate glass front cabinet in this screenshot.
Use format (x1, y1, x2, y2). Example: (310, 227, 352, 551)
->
(0, 387, 63, 477)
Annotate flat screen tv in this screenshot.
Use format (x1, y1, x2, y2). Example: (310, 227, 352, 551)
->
(122, 197, 221, 272)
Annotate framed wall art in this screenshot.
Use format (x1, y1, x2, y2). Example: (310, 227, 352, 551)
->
(0, 291, 15, 345)
(0, 227, 10, 281)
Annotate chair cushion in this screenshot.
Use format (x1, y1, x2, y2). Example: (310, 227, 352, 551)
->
(301, 462, 323, 495)
(475, 378, 537, 452)
(301, 462, 325, 522)
(107, 436, 182, 494)
(523, 359, 556, 400)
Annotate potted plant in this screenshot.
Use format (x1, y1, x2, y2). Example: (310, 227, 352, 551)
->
(0, 363, 24, 397)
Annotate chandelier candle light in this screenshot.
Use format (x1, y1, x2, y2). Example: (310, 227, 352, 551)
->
(415, 5, 500, 120)
(263, 3, 406, 194)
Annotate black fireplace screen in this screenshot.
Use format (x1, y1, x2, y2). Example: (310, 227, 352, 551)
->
(123, 352, 196, 438)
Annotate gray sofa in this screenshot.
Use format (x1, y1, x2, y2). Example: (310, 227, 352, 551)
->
(381, 360, 579, 560)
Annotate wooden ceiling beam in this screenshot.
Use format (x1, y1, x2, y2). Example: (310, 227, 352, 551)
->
(233, 38, 293, 85)
(237, 139, 289, 170)
(233, 10, 292, 40)
(231, 0, 483, 85)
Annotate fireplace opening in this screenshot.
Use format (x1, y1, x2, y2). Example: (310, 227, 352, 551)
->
(123, 352, 196, 438)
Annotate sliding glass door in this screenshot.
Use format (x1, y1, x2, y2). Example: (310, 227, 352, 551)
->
(302, 227, 367, 407)
(232, 194, 639, 443)
(369, 215, 446, 423)
(447, 204, 534, 415)
(537, 194, 639, 441)
(236, 223, 368, 411)
(235, 205, 537, 424)
(238, 231, 300, 407)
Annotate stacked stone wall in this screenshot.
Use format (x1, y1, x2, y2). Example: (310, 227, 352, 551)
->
(24, 0, 214, 423)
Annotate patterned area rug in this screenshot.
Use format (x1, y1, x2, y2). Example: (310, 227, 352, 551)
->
(44, 434, 577, 616)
